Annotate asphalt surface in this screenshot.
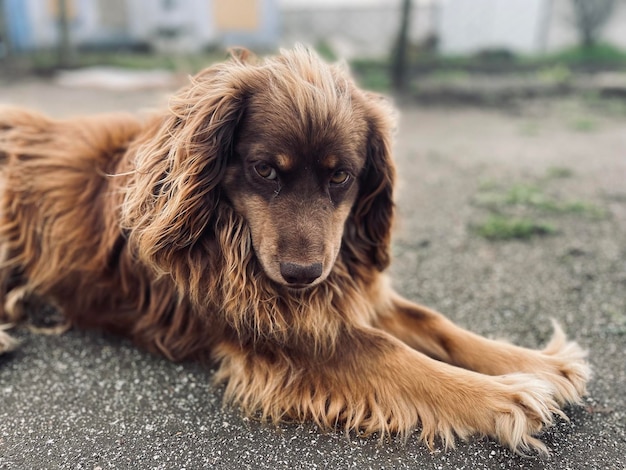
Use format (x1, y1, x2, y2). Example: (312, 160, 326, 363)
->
(0, 80, 625, 469)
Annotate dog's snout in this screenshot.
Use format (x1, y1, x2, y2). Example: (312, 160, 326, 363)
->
(280, 262, 323, 286)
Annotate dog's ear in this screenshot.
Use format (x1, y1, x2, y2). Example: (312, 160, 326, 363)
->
(121, 60, 250, 274)
(343, 94, 396, 272)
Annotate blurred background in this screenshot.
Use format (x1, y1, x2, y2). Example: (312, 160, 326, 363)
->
(1, 0, 626, 98)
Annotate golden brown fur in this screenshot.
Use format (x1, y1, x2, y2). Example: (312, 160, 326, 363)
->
(0, 46, 589, 455)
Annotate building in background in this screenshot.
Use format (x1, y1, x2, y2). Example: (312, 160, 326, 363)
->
(1, 0, 279, 54)
(2, 0, 626, 58)
(437, 0, 626, 55)
(279, 0, 437, 59)
(280, 0, 626, 58)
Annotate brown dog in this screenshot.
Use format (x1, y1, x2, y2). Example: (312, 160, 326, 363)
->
(0, 47, 589, 455)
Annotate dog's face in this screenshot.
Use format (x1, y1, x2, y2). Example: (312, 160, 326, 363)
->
(222, 86, 370, 289)
(124, 47, 394, 297)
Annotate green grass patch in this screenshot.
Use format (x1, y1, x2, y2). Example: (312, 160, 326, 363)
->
(475, 183, 603, 216)
(542, 43, 626, 66)
(536, 64, 572, 86)
(429, 68, 471, 84)
(504, 184, 548, 206)
(354, 67, 391, 91)
(23, 49, 227, 74)
(569, 117, 598, 132)
(471, 174, 606, 241)
(559, 201, 606, 218)
(545, 166, 574, 179)
(315, 41, 338, 61)
(474, 184, 549, 209)
(474, 215, 555, 240)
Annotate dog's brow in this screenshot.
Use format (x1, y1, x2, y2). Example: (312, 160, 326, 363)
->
(274, 154, 294, 172)
(320, 154, 362, 174)
(320, 155, 339, 169)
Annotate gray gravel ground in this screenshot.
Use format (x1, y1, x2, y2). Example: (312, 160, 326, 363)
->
(0, 80, 625, 469)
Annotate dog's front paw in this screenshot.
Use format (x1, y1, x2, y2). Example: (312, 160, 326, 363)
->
(489, 373, 561, 456)
(430, 372, 560, 455)
(538, 321, 591, 406)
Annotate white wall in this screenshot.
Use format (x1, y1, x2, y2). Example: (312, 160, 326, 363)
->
(20, 0, 218, 51)
(16, 0, 626, 57)
(438, 0, 545, 54)
(280, 1, 437, 58)
(126, 0, 217, 52)
(129, 0, 216, 44)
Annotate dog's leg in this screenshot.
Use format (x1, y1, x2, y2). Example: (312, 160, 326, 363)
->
(0, 323, 18, 353)
(0, 280, 21, 354)
(2, 286, 70, 335)
(374, 293, 590, 407)
(0, 287, 26, 354)
(215, 327, 561, 455)
(3, 285, 29, 324)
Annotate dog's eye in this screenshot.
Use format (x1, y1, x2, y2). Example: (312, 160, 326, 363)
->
(329, 170, 350, 186)
(254, 163, 277, 180)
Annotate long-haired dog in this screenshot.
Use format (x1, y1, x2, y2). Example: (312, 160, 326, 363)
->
(0, 47, 589, 455)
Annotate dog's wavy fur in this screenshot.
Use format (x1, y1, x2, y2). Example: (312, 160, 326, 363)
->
(0, 47, 589, 455)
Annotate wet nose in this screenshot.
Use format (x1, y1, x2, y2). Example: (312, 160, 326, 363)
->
(279, 262, 323, 286)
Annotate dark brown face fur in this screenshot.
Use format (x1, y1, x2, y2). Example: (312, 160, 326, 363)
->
(222, 87, 369, 289)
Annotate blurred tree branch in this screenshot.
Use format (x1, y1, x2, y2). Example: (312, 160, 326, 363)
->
(57, 0, 74, 67)
(0, 0, 11, 59)
(391, 0, 412, 92)
(570, 0, 617, 48)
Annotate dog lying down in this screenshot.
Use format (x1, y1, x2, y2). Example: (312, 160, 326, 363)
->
(0, 46, 589, 455)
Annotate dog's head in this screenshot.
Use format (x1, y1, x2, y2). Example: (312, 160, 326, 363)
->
(123, 46, 395, 292)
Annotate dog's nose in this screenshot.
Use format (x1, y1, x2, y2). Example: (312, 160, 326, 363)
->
(279, 262, 323, 286)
